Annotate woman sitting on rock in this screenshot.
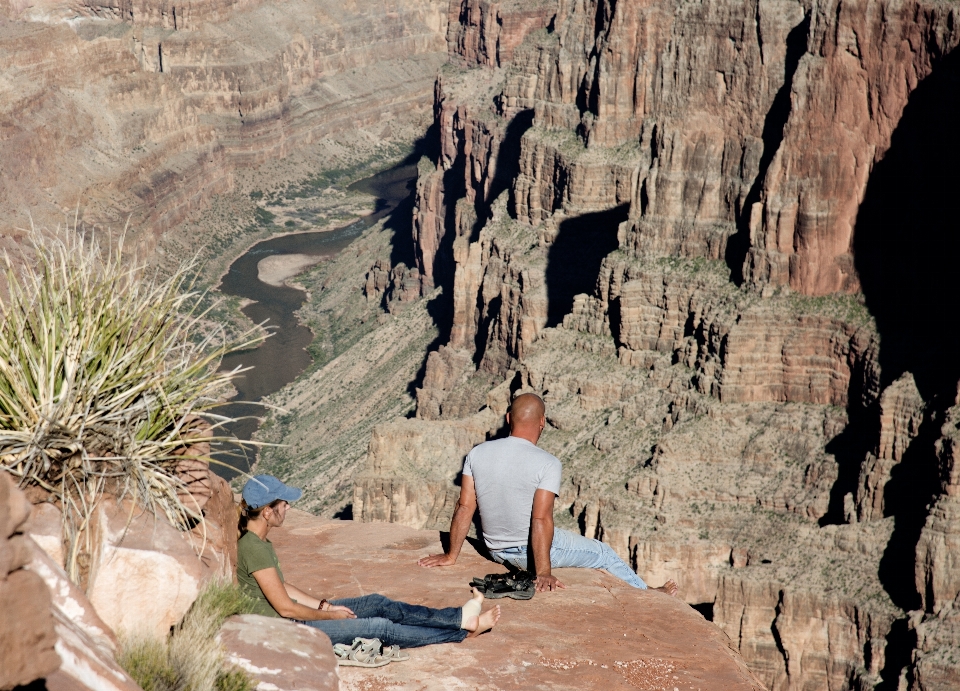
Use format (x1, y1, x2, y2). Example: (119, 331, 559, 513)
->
(237, 474, 500, 662)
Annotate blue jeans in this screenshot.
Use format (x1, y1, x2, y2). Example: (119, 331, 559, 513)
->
(489, 527, 647, 589)
(304, 594, 467, 648)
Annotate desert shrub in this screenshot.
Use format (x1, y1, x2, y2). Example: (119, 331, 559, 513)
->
(0, 227, 264, 584)
(119, 580, 258, 691)
(118, 637, 180, 691)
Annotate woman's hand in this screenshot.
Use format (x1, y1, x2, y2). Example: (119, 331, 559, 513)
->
(325, 605, 356, 619)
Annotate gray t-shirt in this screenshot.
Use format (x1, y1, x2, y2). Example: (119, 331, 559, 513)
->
(462, 436, 562, 551)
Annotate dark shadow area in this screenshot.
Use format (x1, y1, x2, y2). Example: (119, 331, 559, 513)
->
(691, 602, 715, 621)
(819, 406, 878, 526)
(876, 616, 917, 690)
(726, 13, 810, 284)
(853, 44, 960, 617)
(877, 414, 942, 611)
(438, 529, 495, 563)
(853, 47, 960, 403)
(404, 286, 455, 401)
(470, 109, 534, 240)
(14, 682, 48, 691)
(332, 503, 353, 520)
(608, 295, 623, 347)
(545, 204, 628, 327)
(352, 121, 439, 271)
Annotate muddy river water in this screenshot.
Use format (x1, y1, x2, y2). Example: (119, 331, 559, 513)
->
(212, 163, 417, 478)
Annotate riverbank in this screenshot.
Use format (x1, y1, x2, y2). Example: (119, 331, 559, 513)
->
(207, 159, 421, 479)
(257, 253, 327, 287)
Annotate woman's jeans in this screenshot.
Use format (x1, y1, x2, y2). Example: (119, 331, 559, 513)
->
(304, 594, 467, 648)
(489, 527, 648, 589)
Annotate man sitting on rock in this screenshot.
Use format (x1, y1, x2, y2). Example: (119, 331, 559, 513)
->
(420, 393, 679, 595)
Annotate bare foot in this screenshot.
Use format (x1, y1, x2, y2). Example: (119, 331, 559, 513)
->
(461, 587, 485, 630)
(653, 580, 679, 597)
(466, 605, 501, 638)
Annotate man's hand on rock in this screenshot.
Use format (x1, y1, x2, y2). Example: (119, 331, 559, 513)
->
(418, 553, 457, 568)
(534, 574, 565, 592)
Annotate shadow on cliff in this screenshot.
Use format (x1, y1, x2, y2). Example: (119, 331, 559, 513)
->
(851, 44, 960, 685)
(470, 109, 534, 241)
(725, 13, 810, 284)
(854, 46, 960, 404)
(545, 204, 628, 327)
(383, 121, 441, 271)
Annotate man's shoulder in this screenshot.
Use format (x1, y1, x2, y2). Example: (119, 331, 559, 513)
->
(470, 436, 560, 464)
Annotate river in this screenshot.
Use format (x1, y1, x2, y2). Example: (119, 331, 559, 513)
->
(211, 162, 418, 479)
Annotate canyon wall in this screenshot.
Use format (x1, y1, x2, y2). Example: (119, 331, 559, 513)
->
(0, 0, 448, 253)
(356, 1, 960, 689)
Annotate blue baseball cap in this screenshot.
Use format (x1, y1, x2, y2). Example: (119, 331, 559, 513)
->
(242, 474, 303, 509)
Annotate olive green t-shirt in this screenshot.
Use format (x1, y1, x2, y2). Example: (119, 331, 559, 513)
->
(237, 531, 285, 618)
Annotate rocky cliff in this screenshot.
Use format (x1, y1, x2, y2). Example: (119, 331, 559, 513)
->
(0, 0, 447, 254)
(353, 1, 960, 689)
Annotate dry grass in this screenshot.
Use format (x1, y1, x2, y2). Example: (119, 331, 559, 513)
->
(118, 580, 258, 691)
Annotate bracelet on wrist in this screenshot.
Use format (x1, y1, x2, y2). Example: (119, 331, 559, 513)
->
(318, 599, 328, 611)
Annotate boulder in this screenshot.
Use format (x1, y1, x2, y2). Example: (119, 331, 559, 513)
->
(85, 495, 232, 639)
(219, 615, 340, 691)
(26, 473, 236, 640)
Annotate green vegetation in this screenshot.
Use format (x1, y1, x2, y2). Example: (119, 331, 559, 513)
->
(786, 290, 874, 328)
(0, 228, 263, 584)
(253, 206, 276, 226)
(118, 581, 257, 691)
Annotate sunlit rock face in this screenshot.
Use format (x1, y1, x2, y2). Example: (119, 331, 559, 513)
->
(357, 1, 960, 689)
(0, 0, 448, 249)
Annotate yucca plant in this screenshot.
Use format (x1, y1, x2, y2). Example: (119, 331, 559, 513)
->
(0, 226, 264, 586)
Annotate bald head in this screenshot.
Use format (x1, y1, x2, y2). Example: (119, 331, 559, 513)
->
(507, 393, 546, 440)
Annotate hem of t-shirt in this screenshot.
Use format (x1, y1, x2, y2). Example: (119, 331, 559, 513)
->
(486, 540, 528, 552)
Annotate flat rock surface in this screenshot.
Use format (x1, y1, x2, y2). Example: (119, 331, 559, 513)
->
(272, 510, 764, 691)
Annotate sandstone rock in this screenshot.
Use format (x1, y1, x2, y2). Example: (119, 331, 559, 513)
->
(363, 3, 960, 686)
(44, 592, 144, 691)
(268, 509, 765, 691)
(909, 604, 960, 691)
(27, 540, 118, 660)
(353, 412, 494, 529)
(2, 472, 145, 690)
(447, 0, 556, 67)
(0, 471, 60, 690)
(219, 615, 340, 691)
(916, 400, 960, 615)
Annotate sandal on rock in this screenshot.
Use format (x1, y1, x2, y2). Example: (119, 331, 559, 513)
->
(333, 639, 390, 667)
(380, 644, 410, 661)
(471, 571, 536, 600)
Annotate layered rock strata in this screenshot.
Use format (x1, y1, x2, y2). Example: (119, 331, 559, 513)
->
(354, 1, 960, 689)
(0, 0, 447, 251)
